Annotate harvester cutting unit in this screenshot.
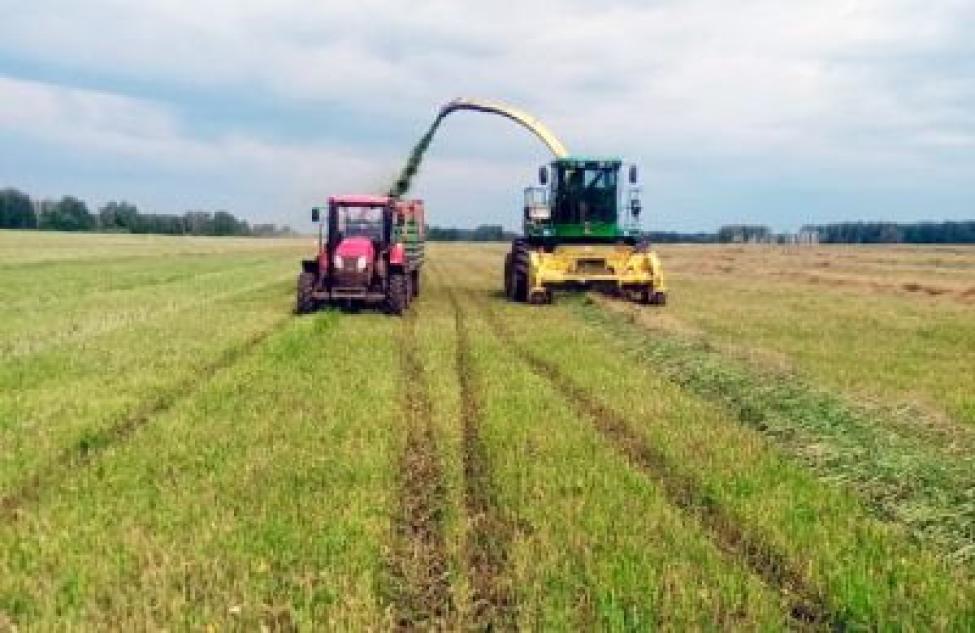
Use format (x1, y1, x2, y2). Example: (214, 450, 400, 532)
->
(297, 195, 425, 314)
(439, 99, 666, 305)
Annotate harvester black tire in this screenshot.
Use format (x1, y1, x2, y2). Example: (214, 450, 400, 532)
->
(513, 271, 528, 303)
(387, 273, 408, 315)
(504, 254, 513, 299)
(651, 291, 667, 306)
(296, 272, 318, 314)
(529, 290, 552, 305)
(411, 270, 421, 298)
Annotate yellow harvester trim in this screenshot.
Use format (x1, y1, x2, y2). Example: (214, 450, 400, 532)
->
(527, 244, 665, 297)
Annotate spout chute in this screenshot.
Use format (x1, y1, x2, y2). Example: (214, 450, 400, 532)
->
(388, 97, 570, 198)
(439, 98, 570, 159)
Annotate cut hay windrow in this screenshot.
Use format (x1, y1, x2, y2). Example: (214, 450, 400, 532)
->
(580, 297, 975, 564)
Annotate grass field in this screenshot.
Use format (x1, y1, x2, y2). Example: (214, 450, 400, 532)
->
(0, 231, 972, 629)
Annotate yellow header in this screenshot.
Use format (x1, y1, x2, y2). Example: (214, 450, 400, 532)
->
(439, 98, 569, 159)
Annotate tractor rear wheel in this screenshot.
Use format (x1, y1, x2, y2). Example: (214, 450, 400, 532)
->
(296, 272, 318, 314)
(387, 273, 408, 315)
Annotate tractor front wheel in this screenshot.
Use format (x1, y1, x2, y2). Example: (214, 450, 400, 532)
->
(387, 273, 408, 315)
(296, 272, 318, 314)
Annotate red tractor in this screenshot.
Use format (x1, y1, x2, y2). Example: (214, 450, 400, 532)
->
(297, 195, 425, 315)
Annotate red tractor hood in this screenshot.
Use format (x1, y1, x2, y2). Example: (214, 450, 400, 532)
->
(335, 236, 375, 260)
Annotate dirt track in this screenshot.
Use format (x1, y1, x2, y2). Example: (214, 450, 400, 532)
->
(445, 282, 517, 629)
(387, 313, 453, 628)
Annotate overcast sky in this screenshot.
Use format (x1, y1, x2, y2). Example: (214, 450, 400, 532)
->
(1, 1, 973, 231)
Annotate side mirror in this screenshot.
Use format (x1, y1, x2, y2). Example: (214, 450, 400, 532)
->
(539, 166, 549, 185)
(630, 199, 642, 217)
(629, 165, 638, 184)
(311, 207, 321, 222)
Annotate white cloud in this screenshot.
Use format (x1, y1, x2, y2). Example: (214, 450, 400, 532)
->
(0, 0, 973, 228)
(0, 76, 397, 220)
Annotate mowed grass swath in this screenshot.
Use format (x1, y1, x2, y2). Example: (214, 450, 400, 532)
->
(0, 231, 973, 628)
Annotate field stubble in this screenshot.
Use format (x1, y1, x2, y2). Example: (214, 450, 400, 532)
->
(0, 233, 972, 628)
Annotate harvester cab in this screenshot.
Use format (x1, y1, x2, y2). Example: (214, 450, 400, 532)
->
(506, 156, 666, 305)
(526, 158, 643, 243)
(297, 195, 425, 315)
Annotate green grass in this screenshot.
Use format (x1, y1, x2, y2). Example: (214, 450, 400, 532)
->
(577, 297, 975, 562)
(427, 264, 785, 628)
(0, 311, 401, 628)
(656, 245, 975, 427)
(0, 234, 972, 628)
(447, 249, 975, 626)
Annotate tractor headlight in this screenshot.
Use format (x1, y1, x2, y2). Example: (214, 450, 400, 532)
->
(356, 255, 367, 271)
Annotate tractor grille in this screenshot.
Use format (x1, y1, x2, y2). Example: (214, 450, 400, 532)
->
(333, 268, 368, 287)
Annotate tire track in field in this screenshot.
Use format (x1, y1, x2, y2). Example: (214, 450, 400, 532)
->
(466, 288, 841, 630)
(0, 312, 292, 520)
(443, 283, 517, 629)
(387, 311, 453, 629)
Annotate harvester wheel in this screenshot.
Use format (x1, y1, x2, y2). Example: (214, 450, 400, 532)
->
(387, 273, 408, 315)
(513, 270, 528, 303)
(650, 291, 667, 306)
(504, 254, 514, 299)
(411, 270, 421, 298)
(296, 272, 318, 314)
(529, 290, 552, 305)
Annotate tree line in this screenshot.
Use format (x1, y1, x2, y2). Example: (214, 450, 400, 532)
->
(426, 224, 519, 242)
(800, 221, 975, 244)
(654, 221, 975, 244)
(5, 186, 971, 244)
(0, 188, 292, 237)
(422, 221, 975, 244)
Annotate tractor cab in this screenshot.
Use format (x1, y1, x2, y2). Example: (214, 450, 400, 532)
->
(324, 196, 392, 290)
(524, 157, 642, 246)
(313, 195, 393, 251)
